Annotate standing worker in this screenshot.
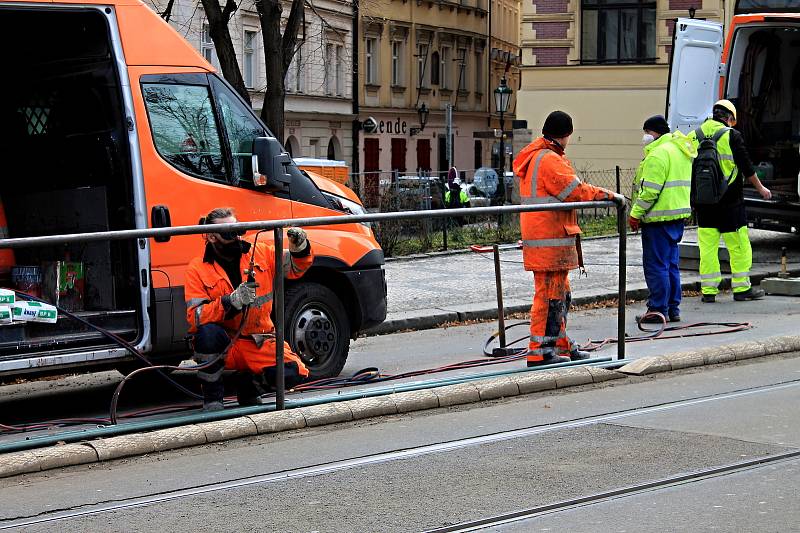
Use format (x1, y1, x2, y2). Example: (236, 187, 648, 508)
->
(513, 111, 617, 366)
(185, 207, 312, 411)
(688, 100, 771, 303)
(445, 177, 470, 209)
(629, 115, 695, 323)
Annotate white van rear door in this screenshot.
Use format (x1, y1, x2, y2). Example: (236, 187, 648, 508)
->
(666, 18, 725, 134)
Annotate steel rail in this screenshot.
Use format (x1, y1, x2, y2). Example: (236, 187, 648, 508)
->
(424, 450, 800, 532)
(0, 200, 622, 249)
(1, 378, 798, 530)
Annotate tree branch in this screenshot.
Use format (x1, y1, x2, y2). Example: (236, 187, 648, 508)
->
(282, 0, 305, 74)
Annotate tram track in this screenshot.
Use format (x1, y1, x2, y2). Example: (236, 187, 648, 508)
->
(2, 378, 799, 530)
(424, 449, 800, 532)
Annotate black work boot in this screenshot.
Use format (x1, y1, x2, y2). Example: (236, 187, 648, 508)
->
(527, 351, 571, 367)
(701, 294, 716, 303)
(569, 349, 591, 361)
(235, 372, 267, 407)
(201, 379, 225, 412)
(734, 288, 765, 301)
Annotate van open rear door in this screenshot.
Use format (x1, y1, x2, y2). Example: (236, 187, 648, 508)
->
(666, 18, 725, 134)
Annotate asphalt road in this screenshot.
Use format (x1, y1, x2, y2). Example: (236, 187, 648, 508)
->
(2, 351, 798, 531)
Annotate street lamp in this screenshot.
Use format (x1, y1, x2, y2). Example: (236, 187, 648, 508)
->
(410, 103, 430, 136)
(494, 76, 513, 203)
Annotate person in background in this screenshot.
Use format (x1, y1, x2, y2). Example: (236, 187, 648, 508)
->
(629, 115, 695, 323)
(687, 100, 771, 303)
(185, 207, 312, 411)
(513, 111, 617, 367)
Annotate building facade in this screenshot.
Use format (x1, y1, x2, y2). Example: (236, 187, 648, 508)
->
(150, 0, 354, 165)
(356, 0, 521, 201)
(518, 0, 727, 172)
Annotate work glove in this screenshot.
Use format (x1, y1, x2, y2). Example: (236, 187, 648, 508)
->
(628, 216, 640, 233)
(287, 227, 308, 253)
(229, 281, 257, 310)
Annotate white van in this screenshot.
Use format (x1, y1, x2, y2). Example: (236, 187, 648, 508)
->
(667, 7, 800, 233)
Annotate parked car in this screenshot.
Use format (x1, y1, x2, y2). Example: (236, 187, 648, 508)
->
(379, 175, 444, 210)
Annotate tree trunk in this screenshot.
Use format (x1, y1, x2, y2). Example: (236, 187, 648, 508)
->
(257, 0, 303, 143)
(200, 0, 251, 105)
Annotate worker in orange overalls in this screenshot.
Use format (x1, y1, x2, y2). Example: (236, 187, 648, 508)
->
(513, 111, 616, 366)
(185, 207, 312, 411)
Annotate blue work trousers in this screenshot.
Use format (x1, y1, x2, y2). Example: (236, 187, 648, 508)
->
(641, 221, 685, 317)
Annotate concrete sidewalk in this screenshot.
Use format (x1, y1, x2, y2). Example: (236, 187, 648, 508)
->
(371, 228, 799, 335)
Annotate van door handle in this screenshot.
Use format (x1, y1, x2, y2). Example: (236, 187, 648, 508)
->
(151, 205, 171, 243)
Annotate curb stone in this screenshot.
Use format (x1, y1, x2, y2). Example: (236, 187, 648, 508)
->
(1, 335, 799, 479)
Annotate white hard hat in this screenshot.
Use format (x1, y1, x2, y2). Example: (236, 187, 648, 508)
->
(453, 177, 461, 186)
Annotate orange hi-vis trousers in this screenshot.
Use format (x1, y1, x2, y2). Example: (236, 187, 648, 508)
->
(527, 270, 578, 362)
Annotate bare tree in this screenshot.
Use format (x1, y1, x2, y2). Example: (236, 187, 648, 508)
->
(256, 0, 304, 142)
(198, 0, 252, 105)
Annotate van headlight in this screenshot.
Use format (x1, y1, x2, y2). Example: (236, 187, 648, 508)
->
(322, 192, 371, 227)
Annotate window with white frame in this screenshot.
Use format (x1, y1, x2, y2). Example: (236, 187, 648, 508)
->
(365, 38, 378, 84)
(457, 47, 468, 91)
(325, 44, 334, 95)
(244, 30, 257, 89)
(287, 46, 304, 93)
(417, 43, 429, 88)
(335, 45, 344, 96)
(440, 47, 450, 89)
(201, 24, 218, 68)
(391, 40, 403, 86)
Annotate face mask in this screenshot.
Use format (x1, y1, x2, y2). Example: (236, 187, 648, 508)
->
(212, 239, 243, 260)
(642, 133, 655, 146)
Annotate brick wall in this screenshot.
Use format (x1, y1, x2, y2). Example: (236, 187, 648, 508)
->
(666, 18, 676, 38)
(532, 47, 569, 65)
(532, 22, 568, 39)
(532, 0, 568, 14)
(669, 0, 698, 10)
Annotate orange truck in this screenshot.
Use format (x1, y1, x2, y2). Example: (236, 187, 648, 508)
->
(0, 1, 386, 379)
(668, 4, 800, 233)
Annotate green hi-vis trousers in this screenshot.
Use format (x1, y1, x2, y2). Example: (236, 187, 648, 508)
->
(698, 226, 753, 295)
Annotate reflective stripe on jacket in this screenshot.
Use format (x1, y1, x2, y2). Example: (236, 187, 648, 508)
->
(185, 240, 313, 336)
(687, 119, 737, 183)
(631, 131, 695, 223)
(513, 137, 613, 272)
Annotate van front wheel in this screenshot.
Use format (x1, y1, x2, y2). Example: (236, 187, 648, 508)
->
(284, 283, 350, 379)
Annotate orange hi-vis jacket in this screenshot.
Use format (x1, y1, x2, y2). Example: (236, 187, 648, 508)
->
(185, 239, 313, 336)
(513, 137, 613, 272)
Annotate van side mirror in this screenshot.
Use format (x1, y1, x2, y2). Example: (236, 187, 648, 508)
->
(252, 137, 292, 190)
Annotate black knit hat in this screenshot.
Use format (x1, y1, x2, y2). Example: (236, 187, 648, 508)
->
(643, 115, 670, 135)
(542, 111, 573, 138)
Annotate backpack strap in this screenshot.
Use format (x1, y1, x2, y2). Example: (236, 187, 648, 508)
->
(711, 127, 731, 143)
(694, 127, 706, 141)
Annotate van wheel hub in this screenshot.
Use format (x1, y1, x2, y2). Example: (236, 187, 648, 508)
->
(293, 307, 337, 365)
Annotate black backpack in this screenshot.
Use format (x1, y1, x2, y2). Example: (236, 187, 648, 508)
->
(691, 126, 731, 206)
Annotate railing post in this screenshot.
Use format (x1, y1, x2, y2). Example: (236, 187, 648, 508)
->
(616, 199, 627, 360)
(493, 244, 506, 349)
(273, 227, 286, 410)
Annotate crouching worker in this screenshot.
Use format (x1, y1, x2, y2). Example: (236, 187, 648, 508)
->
(513, 111, 616, 367)
(185, 207, 312, 411)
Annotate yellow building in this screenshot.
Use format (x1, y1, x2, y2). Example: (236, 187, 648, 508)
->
(518, 0, 729, 172)
(357, 0, 521, 203)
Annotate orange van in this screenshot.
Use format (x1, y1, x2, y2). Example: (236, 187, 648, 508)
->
(0, 1, 386, 379)
(668, 6, 799, 232)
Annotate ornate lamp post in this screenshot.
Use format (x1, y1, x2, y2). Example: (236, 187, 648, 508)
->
(409, 103, 430, 136)
(494, 76, 513, 203)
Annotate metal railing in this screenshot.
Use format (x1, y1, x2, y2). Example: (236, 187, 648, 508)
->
(0, 198, 628, 411)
